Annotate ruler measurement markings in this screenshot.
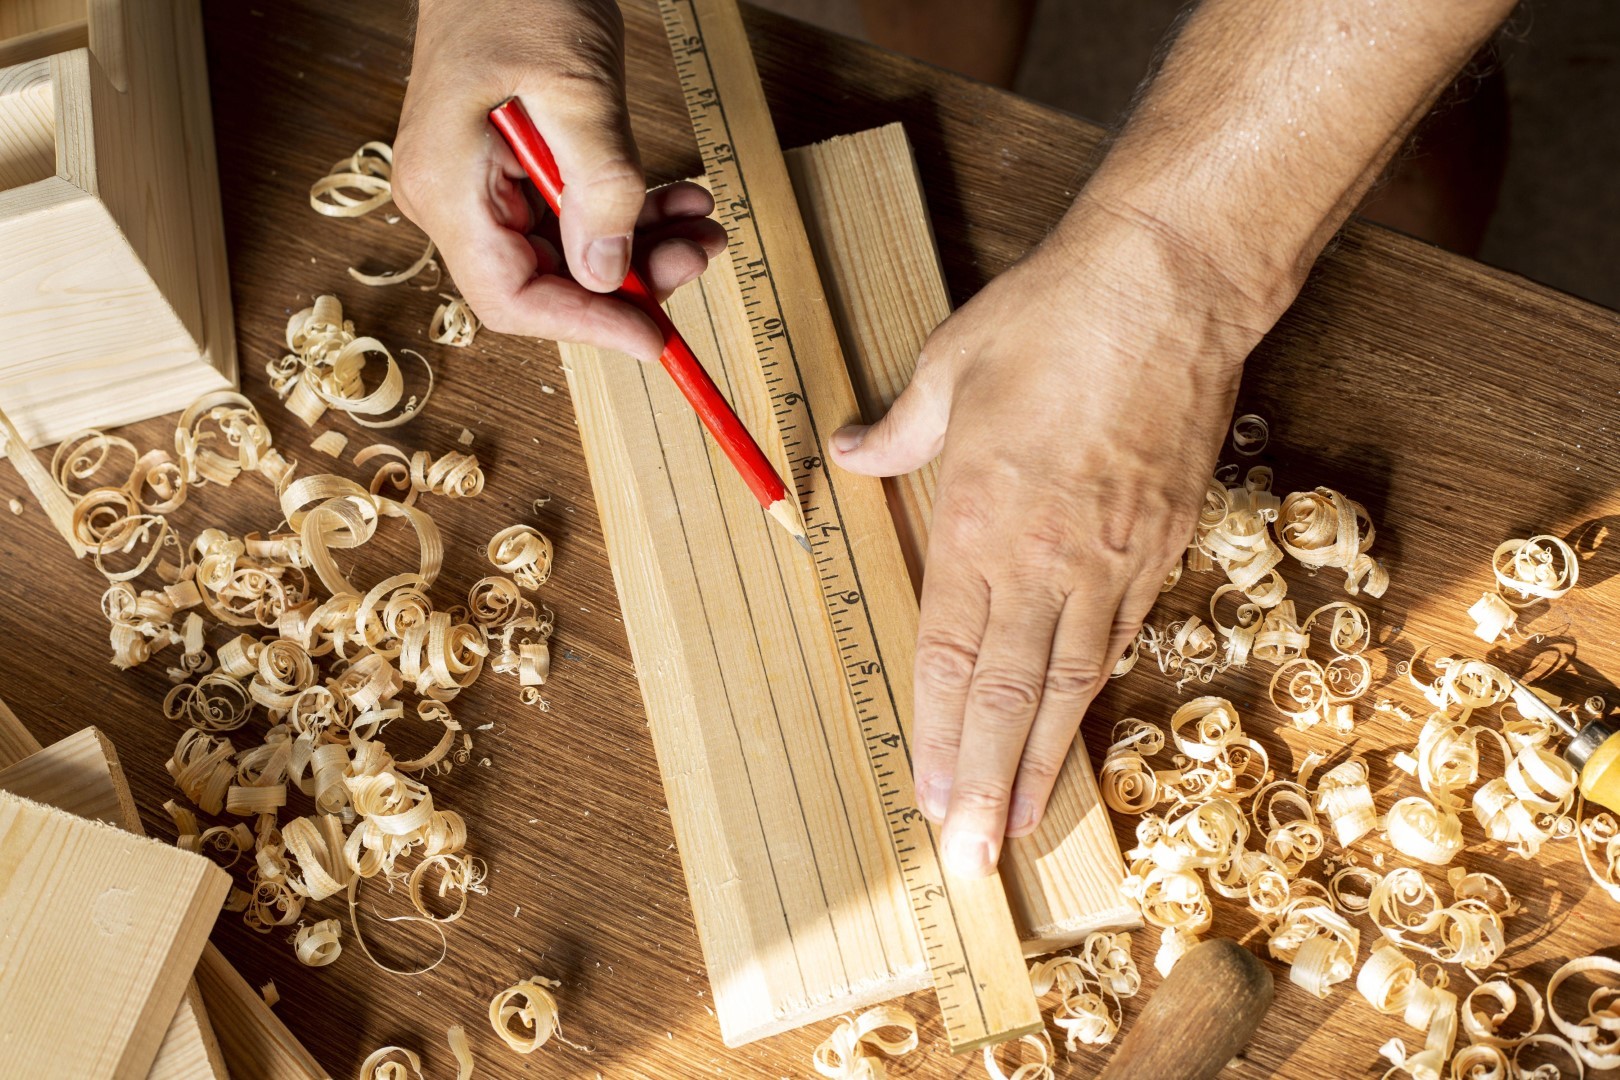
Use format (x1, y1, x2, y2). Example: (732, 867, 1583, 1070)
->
(659, 0, 1032, 1045)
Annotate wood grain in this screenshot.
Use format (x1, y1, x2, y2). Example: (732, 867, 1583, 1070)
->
(0, 790, 230, 1078)
(0, 718, 324, 1080)
(786, 124, 1139, 951)
(0, 0, 235, 455)
(0, 1, 1613, 1077)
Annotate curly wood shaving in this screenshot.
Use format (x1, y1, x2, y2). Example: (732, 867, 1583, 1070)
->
(293, 918, 343, 967)
(1461, 974, 1544, 1049)
(1153, 925, 1200, 977)
(811, 1006, 918, 1079)
(1275, 487, 1389, 598)
(312, 431, 349, 458)
(351, 239, 440, 291)
(310, 141, 394, 218)
(1472, 744, 1577, 857)
(982, 1032, 1055, 1080)
(1547, 956, 1620, 1070)
(346, 876, 447, 976)
(1264, 895, 1358, 998)
(1366, 866, 1516, 970)
(433, 295, 480, 347)
(275, 296, 434, 429)
(356, 443, 485, 503)
(1493, 535, 1579, 606)
(1315, 758, 1379, 847)
(1385, 796, 1465, 866)
(1231, 413, 1269, 456)
(490, 976, 587, 1054)
(488, 526, 553, 590)
(1577, 802, 1620, 901)
(1469, 591, 1517, 643)
(1510, 1034, 1585, 1079)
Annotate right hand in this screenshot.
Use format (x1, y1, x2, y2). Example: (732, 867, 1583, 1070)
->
(394, 0, 727, 361)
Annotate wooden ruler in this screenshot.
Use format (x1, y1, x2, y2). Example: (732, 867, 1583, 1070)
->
(656, 0, 1042, 1050)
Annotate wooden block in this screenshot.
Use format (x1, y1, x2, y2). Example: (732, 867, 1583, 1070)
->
(0, 0, 235, 455)
(0, 726, 139, 828)
(561, 123, 1134, 1045)
(193, 945, 333, 1080)
(0, 717, 327, 1079)
(785, 124, 1138, 951)
(0, 789, 231, 1078)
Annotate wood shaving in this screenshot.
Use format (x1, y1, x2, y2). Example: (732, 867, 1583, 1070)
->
(1275, 487, 1388, 598)
(1231, 413, 1269, 456)
(448, 1024, 474, 1080)
(355, 443, 485, 502)
(1546, 956, 1620, 1070)
(433, 295, 480, 347)
(273, 295, 433, 428)
(1493, 535, 1579, 605)
(1027, 933, 1140, 1050)
(487, 525, 553, 590)
(490, 976, 577, 1054)
(811, 1006, 918, 1079)
(310, 141, 394, 218)
(8, 496, 21, 515)
(293, 918, 342, 966)
(351, 238, 440, 291)
(982, 1031, 1055, 1080)
(312, 431, 349, 458)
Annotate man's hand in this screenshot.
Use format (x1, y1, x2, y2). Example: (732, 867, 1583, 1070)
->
(394, 0, 726, 361)
(832, 200, 1261, 876)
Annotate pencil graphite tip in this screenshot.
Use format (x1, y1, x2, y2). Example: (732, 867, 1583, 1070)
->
(795, 533, 813, 555)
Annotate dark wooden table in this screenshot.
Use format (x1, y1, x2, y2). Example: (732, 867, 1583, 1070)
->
(2, 1, 1619, 1077)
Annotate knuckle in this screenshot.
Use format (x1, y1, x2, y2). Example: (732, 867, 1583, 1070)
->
(970, 669, 1043, 724)
(915, 633, 978, 693)
(1017, 747, 1068, 791)
(1042, 657, 1103, 700)
(950, 778, 1012, 814)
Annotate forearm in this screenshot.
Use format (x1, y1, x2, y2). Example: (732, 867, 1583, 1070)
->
(1071, 0, 1518, 321)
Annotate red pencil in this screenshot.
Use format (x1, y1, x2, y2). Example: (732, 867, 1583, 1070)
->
(487, 97, 810, 553)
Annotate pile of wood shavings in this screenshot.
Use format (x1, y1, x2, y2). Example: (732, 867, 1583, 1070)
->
(1098, 440, 1618, 1078)
(36, 392, 559, 996)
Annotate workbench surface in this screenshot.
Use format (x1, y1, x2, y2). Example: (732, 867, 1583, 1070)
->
(2, 1, 1618, 1076)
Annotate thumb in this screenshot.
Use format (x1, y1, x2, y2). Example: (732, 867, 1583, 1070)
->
(830, 360, 951, 477)
(518, 27, 644, 293)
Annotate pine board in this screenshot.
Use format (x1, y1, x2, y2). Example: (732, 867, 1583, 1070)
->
(0, 789, 230, 1078)
(786, 123, 1137, 949)
(0, 715, 325, 1080)
(561, 122, 1131, 1046)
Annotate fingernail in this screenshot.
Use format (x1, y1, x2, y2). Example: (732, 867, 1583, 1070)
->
(918, 776, 951, 821)
(831, 425, 868, 454)
(1008, 796, 1037, 835)
(943, 830, 995, 877)
(586, 235, 631, 286)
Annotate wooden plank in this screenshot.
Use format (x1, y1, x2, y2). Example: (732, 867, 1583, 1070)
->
(0, 721, 322, 1079)
(785, 124, 1137, 950)
(0, 728, 231, 1080)
(659, 1, 1038, 1053)
(0, 789, 230, 1078)
(561, 123, 1128, 1045)
(0, 726, 140, 827)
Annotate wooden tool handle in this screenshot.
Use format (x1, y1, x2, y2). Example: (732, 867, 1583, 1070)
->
(1097, 939, 1274, 1080)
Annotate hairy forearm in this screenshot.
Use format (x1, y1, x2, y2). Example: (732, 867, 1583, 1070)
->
(1071, 0, 1517, 321)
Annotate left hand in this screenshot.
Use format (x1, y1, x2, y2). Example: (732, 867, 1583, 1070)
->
(830, 197, 1266, 877)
